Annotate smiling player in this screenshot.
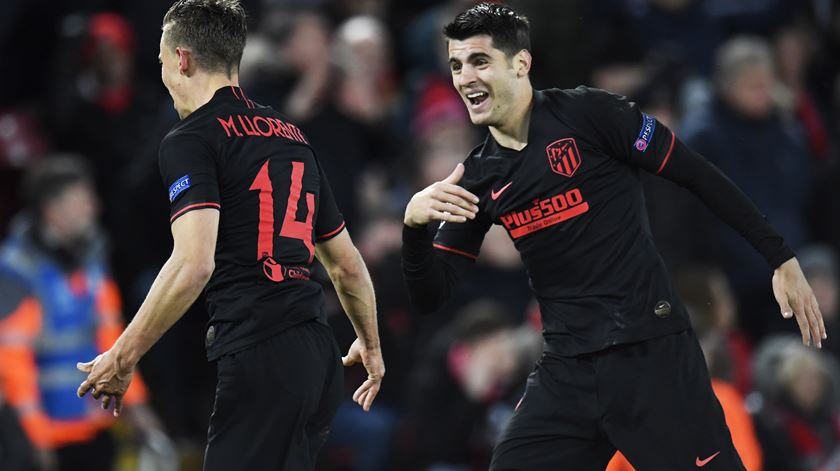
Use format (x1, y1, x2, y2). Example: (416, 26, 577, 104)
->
(402, 3, 825, 470)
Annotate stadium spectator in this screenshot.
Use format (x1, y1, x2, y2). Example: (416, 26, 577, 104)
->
(681, 36, 813, 339)
(402, 300, 522, 471)
(750, 337, 840, 471)
(0, 156, 165, 471)
(625, 0, 722, 77)
(675, 265, 755, 394)
(774, 23, 829, 161)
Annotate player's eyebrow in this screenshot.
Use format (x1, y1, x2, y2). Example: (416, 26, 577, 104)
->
(449, 52, 492, 66)
(466, 52, 491, 62)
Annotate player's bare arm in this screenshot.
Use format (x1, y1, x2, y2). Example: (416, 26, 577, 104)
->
(315, 229, 384, 411)
(404, 163, 480, 228)
(76, 208, 219, 415)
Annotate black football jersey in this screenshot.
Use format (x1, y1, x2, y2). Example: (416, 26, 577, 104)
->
(434, 87, 692, 354)
(159, 86, 344, 360)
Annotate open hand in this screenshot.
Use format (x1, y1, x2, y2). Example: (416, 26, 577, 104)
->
(772, 258, 827, 348)
(76, 350, 134, 416)
(342, 338, 385, 412)
(404, 164, 480, 228)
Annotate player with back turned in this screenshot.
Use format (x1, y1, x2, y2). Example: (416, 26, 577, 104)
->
(75, 1, 385, 470)
(401, 3, 825, 470)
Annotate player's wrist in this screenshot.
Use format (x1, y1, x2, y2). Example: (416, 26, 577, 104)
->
(403, 212, 428, 229)
(111, 336, 141, 373)
(403, 219, 425, 229)
(358, 338, 381, 351)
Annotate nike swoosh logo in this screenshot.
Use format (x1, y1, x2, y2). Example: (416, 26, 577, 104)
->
(491, 181, 513, 201)
(696, 451, 720, 467)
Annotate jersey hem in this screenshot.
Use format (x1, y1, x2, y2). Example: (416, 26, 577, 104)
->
(205, 314, 319, 361)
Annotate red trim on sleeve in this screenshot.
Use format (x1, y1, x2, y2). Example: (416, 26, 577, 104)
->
(170, 202, 220, 223)
(316, 221, 346, 241)
(656, 131, 676, 175)
(433, 243, 478, 260)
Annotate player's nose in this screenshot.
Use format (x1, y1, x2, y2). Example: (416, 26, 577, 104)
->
(457, 66, 477, 88)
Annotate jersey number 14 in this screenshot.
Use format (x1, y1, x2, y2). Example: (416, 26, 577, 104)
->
(249, 160, 315, 280)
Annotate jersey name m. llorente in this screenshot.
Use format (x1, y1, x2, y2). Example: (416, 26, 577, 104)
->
(158, 86, 345, 360)
(435, 87, 691, 355)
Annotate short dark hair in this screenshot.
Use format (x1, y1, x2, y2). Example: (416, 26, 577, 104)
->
(22, 156, 94, 211)
(162, 0, 247, 76)
(443, 3, 530, 56)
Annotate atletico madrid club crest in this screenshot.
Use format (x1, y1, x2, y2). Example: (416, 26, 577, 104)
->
(546, 138, 581, 177)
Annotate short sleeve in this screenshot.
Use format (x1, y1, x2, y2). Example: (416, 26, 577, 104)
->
(575, 87, 677, 175)
(158, 133, 221, 223)
(432, 212, 492, 261)
(314, 161, 345, 241)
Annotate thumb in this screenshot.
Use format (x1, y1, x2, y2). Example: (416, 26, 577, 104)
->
(342, 355, 356, 367)
(76, 360, 94, 373)
(442, 163, 465, 185)
(779, 299, 793, 319)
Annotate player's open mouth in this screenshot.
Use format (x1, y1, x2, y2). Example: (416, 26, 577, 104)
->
(466, 91, 489, 108)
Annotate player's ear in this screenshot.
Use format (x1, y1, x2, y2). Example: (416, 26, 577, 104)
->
(176, 47, 191, 76)
(513, 49, 532, 77)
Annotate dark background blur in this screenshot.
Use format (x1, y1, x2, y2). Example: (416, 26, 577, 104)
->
(1, 0, 840, 470)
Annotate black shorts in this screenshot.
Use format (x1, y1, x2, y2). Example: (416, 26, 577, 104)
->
(203, 320, 343, 471)
(491, 329, 745, 471)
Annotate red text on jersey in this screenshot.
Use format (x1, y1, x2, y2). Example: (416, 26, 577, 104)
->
(499, 187, 589, 239)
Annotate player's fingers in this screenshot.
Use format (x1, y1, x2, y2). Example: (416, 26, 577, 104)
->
(342, 355, 355, 367)
(428, 210, 468, 224)
(792, 299, 810, 346)
(439, 182, 479, 204)
(434, 191, 479, 214)
(102, 395, 111, 410)
(113, 396, 124, 417)
(76, 360, 94, 373)
(778, 298, 793, 319)
(353, 383, 366, 403)
(441, 163, 465, 185)
(354, 388, 369, 408)
(430, 200, 475, 220)
(806, 297, 822, 348)
(363, 383, 380, 411)
(77, 380, 92, 398)
(814, 295, 827, 341)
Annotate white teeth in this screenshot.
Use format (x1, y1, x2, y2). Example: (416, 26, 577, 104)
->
(467, 92, 487, 99)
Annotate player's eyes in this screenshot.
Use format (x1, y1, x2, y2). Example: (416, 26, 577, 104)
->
(450, 63, 462, 72)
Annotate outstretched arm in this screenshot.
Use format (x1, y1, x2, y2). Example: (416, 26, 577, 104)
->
(77, 208, 219, 414)
(659, 140, 826, 347)
(316, 229, 384, 411)
(566, 88, 826, 347)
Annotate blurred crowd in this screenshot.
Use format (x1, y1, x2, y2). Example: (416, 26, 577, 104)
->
(1, 0, 840, 470)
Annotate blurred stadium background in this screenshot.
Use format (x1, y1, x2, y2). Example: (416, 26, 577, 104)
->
(1, 0, 839, 470)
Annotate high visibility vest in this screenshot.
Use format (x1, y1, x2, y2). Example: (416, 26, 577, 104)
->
(0, 228, 147, 448)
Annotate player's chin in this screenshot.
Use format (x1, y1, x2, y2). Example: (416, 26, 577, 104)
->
(467, 110, 492, 126)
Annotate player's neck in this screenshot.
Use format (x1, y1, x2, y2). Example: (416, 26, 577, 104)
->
(489, 86, 533, 151)
(179, 72, 240, 119)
